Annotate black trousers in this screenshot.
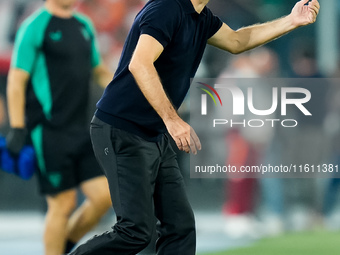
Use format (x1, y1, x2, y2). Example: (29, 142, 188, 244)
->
(69, 116, 196, 255)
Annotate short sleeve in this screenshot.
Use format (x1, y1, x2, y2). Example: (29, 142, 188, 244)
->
(11, 9, 51, 74)
(11, 22, 39, 74)
(139, 1, 181, 48)
(205, 8, 223, 39)
(74, 13, 102, 68)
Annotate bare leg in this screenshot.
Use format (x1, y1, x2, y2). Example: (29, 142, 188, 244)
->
(66, 176, 111, 243)
(44, 189, 77, 255)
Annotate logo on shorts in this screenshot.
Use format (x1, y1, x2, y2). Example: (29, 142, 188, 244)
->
(48, 172, 62, 188)
(104, 147, 109, 155)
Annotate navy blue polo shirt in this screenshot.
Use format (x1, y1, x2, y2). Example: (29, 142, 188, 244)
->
(96, 0, 223, 141)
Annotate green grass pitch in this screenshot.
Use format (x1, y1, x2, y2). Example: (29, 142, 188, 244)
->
(199, 231, 340, 255)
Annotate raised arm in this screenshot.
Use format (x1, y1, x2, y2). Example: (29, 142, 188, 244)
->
(128, 34, 201, 154)
(208, 0, 320, 54)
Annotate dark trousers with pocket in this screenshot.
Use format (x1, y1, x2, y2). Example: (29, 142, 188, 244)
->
(69, 116, 196, 255)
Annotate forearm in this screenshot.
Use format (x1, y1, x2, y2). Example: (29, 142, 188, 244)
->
(129, 62, 200, 153)
(129, 61, 179, 123)
(235, 15, 296, 53)
(209, 0, 319, 54)
(7, 69, 28, 128)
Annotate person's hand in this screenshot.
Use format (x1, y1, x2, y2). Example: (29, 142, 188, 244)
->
(164, 117, 201, 154)
(6, 128, 27, 157)
(290, 0, 320, 27)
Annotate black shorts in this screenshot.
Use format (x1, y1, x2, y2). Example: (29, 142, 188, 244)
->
(31, 125, 103, 195)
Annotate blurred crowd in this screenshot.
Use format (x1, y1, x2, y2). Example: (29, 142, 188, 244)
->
(199, 0, 340, 239)
(0, 0, 340, 243)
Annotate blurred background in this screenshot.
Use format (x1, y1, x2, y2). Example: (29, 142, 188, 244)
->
(0, 0, 340, 254)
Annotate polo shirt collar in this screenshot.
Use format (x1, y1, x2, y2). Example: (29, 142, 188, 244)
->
(178, 0, 199, 14)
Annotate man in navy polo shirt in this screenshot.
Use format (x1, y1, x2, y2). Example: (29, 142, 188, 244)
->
(69, 0, 320, 254)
